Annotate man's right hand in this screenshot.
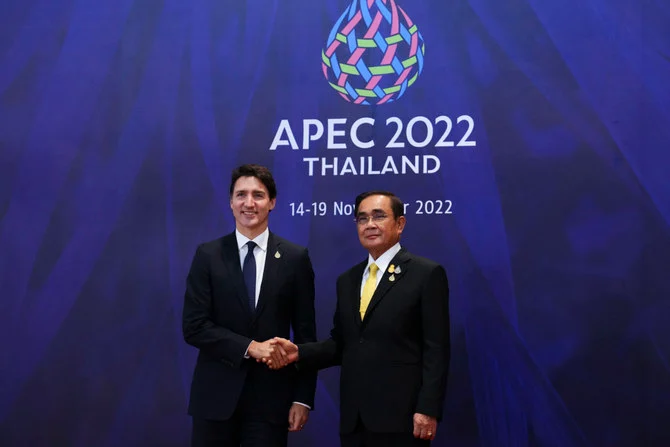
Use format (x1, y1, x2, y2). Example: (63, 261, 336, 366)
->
(262, 337, 299, 369)
(247, 340, 277, 360)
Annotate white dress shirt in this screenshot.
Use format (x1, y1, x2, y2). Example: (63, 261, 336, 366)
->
(360, 242, 402, 294)
(236, 228, 269, 307)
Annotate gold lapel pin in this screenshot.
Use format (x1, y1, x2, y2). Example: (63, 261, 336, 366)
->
(274, 251, 281, 259)
(389, 274, 396, 282)
(388, 264, 395, 274)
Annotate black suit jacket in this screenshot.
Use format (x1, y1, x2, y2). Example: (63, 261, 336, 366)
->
(299, 248, 450, 434)
(182, 231, 317, 422)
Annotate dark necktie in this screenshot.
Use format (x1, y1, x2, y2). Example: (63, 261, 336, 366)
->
(243, 241, 257, 311)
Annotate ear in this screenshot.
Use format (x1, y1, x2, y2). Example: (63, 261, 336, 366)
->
(269, 198, 277, 211)
(397, 215, 406, 234)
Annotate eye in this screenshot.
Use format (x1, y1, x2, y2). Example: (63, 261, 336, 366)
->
(355, 215, 368, 225)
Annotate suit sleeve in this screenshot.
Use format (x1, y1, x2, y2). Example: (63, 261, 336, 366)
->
(182, 245, 252, 369)
(415, 264, 450, 419)
(290, 248, 318, 408)
(297, 275, 345, 370)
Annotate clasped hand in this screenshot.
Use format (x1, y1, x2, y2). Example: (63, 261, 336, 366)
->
(248, 337, 298, 369)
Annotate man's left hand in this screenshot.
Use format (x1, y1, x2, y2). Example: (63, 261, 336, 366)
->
(413, 413, 437, 441)
(288, 403, 309, 432)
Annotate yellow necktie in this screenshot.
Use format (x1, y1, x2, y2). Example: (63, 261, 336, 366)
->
(360, 263, 379, 319)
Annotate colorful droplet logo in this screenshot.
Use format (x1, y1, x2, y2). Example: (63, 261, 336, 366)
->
(321, 0, 426, 105)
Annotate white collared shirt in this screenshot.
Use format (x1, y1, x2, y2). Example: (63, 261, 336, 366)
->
(235, 228, 269, 306)
(360, 242, 402, 295)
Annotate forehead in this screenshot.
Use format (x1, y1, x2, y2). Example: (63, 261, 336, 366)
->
(358, 195, 392, 214)
(232, 176, 268, 194)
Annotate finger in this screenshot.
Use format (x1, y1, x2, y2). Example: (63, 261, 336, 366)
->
(421, 425, 435, 440)
(270, 349, 287, 366)
(291, 411, 304, 431)
(295, 416, 306, 431)
(271, 349, 289, 367)
(288, 409, 297, 431)
(420, 428, 430, 440)
(413, 422, 421, 438)
(269, 352, 284, 368)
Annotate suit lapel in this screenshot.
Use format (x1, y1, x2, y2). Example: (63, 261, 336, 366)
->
(221, 233, 251, 316)
(254, 232, 279, 320)
(362, 249, 411, 324)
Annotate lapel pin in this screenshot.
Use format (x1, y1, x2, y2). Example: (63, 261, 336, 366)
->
(388, 264, 395, 274)
(389, 274, 396, 282)
(394, 266, 401, 274)
(275, 251, 281, 259)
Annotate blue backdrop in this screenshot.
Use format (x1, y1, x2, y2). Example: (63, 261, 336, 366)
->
(1, 0, 669, 446)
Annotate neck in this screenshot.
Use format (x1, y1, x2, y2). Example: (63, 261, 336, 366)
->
(369, 242, 399, 260)
(237, 226, 267, 240)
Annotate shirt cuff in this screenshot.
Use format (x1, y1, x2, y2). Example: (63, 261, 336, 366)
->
(244, 341, 253, 359)
(292, 401, 311, 410)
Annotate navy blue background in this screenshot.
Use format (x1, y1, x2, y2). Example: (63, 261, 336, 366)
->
(1, 0, 669, 445)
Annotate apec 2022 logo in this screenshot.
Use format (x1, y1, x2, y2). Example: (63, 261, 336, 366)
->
(270, 0, 475, 180)
(321, 0, 426, 105)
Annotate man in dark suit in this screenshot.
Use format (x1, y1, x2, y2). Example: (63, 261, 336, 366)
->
(182, 164, 317, 447)
(266, 191, 450, 447)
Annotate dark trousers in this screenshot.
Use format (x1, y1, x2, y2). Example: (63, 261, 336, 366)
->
(191, 417, 287, 447)
(191, 379, 289, 447)
(340, 416, 430, 447)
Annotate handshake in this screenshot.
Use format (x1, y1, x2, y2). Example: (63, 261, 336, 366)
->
(247, 337, 299, 370)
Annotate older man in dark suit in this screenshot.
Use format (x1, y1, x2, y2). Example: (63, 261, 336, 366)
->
(182, 164, 317, 447)
(267, 191, 450, 447)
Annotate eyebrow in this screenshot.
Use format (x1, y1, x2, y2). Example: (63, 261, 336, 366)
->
(235, 189, 266, 194)
(357, 208, 386, 215)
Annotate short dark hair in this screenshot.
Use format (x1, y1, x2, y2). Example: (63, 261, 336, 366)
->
(354, 191, 404, 219)
(229, 164, 277, 199)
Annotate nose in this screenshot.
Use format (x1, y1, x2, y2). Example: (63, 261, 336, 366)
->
(363, 217, 378, 229)
(243, 194, 254, 207)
